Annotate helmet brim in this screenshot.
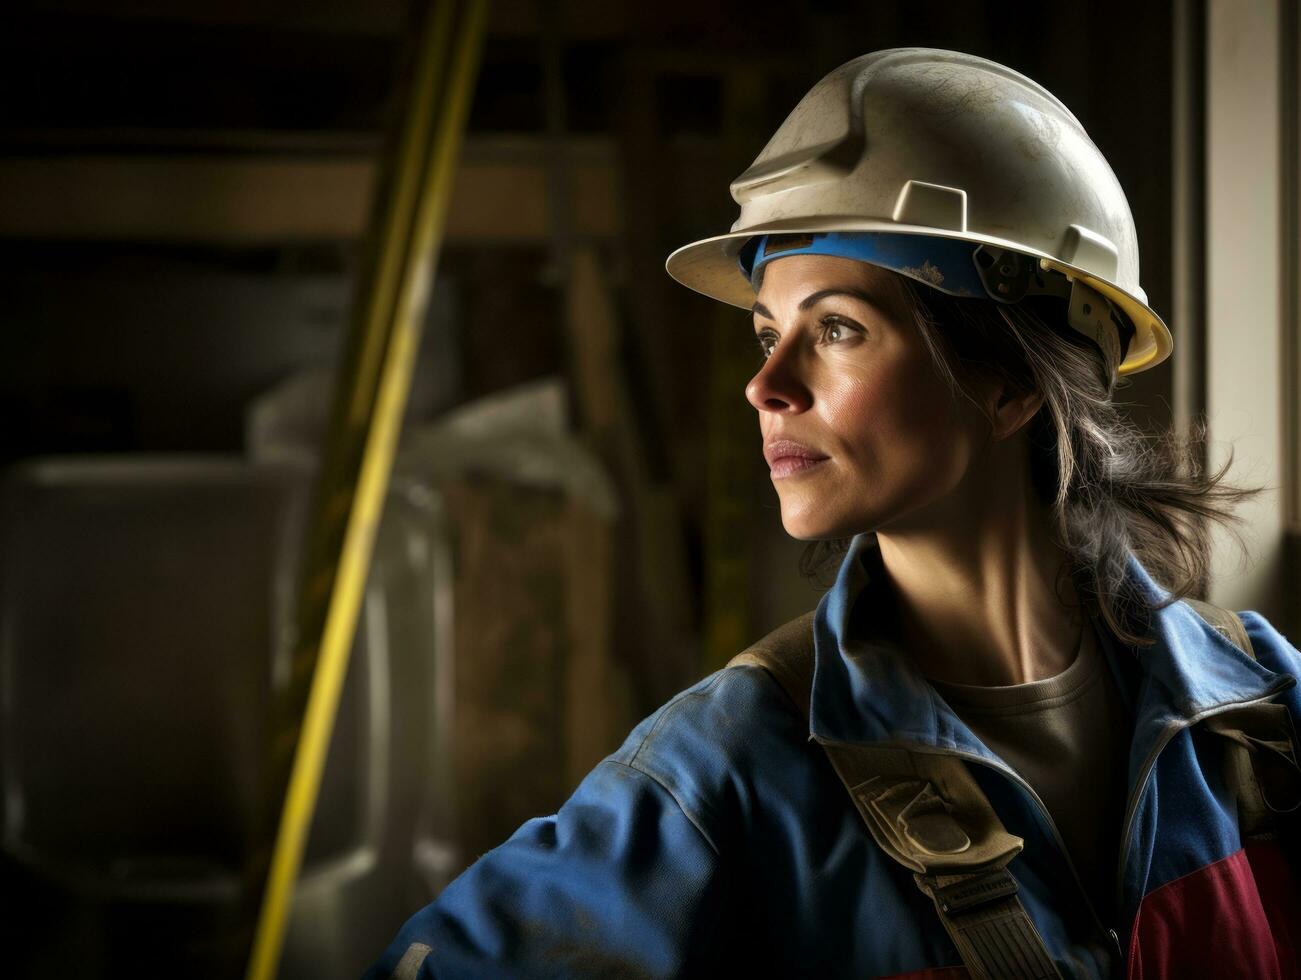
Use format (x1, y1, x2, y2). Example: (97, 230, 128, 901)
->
(665, 221, 1173, 377)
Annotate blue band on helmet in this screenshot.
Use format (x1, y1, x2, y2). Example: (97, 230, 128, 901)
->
(737, 230, 1137, 370)
(738, 231, 988, 299)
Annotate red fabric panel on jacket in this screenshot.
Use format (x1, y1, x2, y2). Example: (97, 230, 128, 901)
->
(1245, 838, 1301, 976)
(1127, 847, 1295, 979)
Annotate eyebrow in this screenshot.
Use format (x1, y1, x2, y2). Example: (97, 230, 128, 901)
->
(750, 287, 883, 320)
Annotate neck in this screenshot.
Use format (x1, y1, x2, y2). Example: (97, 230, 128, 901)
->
(874, 430, 1083, 686)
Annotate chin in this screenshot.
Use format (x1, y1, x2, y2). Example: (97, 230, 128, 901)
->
(779, 507, 868, 542)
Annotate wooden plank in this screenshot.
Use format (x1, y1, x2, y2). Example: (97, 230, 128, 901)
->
(0, 140, 620, 243)
(444, 479, 569, 860)
(702, 67, 764, 671)
(564, 243, 696, 707)
(562, 497, 623, 789)
(30, 0, 629, 39)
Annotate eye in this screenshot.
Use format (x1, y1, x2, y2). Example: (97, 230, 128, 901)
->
(755, 316, 861, 359)
(817, 315, 862, 345)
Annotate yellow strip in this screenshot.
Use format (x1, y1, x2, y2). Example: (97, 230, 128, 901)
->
(244, 4, 489, 979)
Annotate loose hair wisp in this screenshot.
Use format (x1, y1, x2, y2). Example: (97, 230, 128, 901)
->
(802, 273, 1261, 648)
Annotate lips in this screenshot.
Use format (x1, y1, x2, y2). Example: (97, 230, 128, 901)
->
(763, 439, 828, 466)
(763, 439, 830, 478)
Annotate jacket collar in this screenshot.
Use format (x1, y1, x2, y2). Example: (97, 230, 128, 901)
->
(808, 533, 1288, 754)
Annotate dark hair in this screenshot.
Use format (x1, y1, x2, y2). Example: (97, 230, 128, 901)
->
(798, 269, 1263, 648)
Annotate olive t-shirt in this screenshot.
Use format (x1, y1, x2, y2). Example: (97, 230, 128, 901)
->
(925, 619, 1132, 925)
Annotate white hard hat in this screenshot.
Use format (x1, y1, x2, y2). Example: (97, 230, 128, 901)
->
(665, 48, 1172, 376)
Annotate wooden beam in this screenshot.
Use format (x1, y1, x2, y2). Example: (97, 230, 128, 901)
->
(27, 0, 630, 39)
(0, 138, 620, 243)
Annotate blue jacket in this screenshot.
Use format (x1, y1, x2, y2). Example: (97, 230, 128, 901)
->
(366, 536, 1301, 978)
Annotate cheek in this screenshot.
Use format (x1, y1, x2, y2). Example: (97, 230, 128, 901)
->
(826, 358, 973, 487)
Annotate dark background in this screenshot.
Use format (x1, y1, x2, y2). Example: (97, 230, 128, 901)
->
(4, 1, 1282, 977)
(0, 0, 1179, 675)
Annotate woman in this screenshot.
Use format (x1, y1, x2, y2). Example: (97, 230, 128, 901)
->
(367, 49, 1301, 979)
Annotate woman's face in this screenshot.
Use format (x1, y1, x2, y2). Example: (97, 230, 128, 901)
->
(746, 254, 991, 540)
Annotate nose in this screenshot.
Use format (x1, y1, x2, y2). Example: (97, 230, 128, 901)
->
(745, 342, 813, 414)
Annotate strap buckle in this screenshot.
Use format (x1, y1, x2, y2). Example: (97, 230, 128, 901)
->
(924, 868, 1020, 915)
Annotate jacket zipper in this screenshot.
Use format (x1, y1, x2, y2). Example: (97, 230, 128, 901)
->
(814, 735, 1124, 970)
(1111, 677, 1296, 923)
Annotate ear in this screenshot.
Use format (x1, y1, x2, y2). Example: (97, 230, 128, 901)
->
(987, 381, 1045, 441)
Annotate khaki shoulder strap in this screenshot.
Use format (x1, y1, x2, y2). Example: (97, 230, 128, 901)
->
(1185, 599, 1301, 849)
(726, 611, 817, 717)
(726, 614, 1063, 979)
(821, 742, 1063, 980)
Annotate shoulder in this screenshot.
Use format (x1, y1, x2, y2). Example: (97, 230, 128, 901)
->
(606, 618, 818, 849)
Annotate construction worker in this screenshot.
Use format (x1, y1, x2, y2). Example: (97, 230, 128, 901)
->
(366, 49, 1301, 978)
